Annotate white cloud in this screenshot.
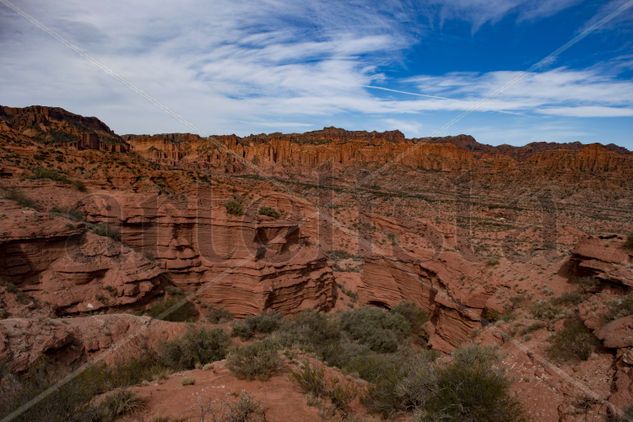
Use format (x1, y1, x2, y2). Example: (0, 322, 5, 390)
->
(404, 67, 633, 117)
(427, 0, 581, 31)
(0, 0, 630, 142)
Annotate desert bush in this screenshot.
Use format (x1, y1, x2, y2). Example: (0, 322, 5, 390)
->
(92, 223, 121, 241)
(547, 317, 598, 362)
(391, 302, 428, 330)
(2, 188, 39, 209)
(50, 206, 85, 221)
(146, 296, 198, 322)
(531, 300, 565, 321)
(207, 306, 233, 323)
(180, 377, 195, 386)
(603, 292, 633, 322)
(31, 167, 71, 183)
(290, 361, 356, 414)
(0, 363, 111, 422)
(107, 355, 168, 387)
(340, 306, 411, 352)
(423, 346, 523, 422)
(327, 378, 356, 413)
(93, 390, 145, 422)
(30, 167, 87, 191)
(226, 340, 281, 380)
(361, 352, 435, 416)
(158, 328, 230, 370)
(223, 392, 266, 422)
(232, 313, 281, 339)
(224, 198, 244, 216)
(552, 291, 586, 306)
(571, 276, 602, 293)
(290, 361, 327, 397)
(258, 206, 281, 218)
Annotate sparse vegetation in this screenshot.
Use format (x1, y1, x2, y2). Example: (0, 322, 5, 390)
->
(145, 296, 198, 322)
(603, 292, 633, 322)
(547, 316, 598, 362)
(290, 361, 356, 414)
(226, 340, 282, 381)
(92, 222, 122, 241)
(158, 328, 230, 370)
(93, 390, 145, 421)
(258, 206, 281, 218)
(2, 188, 39, 209)
(423, 346, 523, 421)
(531, 299, 565, 321)
(180, 377, 195, 386)
(232, 313, 281, 339)
(207, 306, 233, 323)
(291, 361, 327, 398)
(50, 206, 85, 221)
(0, 304, 527, 421)
(221, 392, 266, 422)
(225, 198, 244, 216)
(30, 167, 86, 191)
(339, 306, 411, 353)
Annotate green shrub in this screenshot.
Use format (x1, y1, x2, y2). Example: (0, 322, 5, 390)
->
(290, 361, 356, 414)
(258, 206, 281, 218)
(223, 392, 266, 422)
(340, 306, 411, 352)
(226, 340, 281, 380)
(361, 352, 436, 416)
(92, 223, 121, 241)
(207, 306, 233, 323)
(423, 346, 523, 422)
(2, 188, 39, 209)
(180, 377, 195, 386)
(146, 296, 198, 322)
(531, 300, 565, 321)
(225, 198, 244, 216)
(158, 328, 230, 370)
(552, 291, 586, 306)
(391, 302, 427, 330)
(327, 378, 356, 413)
(603, 292, 633, 322)
(290, 361, 327, 397)
(93, 390, 145, 422)
(0, 363, 110, 422)
(50, 206, 85, 221)
(232, 313, 281, 339)
(0, 354, 165, 422)
(31, 167, 70, 183)
(547, 317, 598, 362)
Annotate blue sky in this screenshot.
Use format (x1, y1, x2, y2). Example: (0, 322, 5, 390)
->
(1, 0, 633, 147)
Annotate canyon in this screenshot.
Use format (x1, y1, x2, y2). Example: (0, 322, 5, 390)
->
(1, 105, 632, 421)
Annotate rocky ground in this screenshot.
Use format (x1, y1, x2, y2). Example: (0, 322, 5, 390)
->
(0, 105, 632, 421)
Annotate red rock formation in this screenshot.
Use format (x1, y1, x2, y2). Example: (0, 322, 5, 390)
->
(0, 199, 163, 315)
(0, 314, 187, 373)
(570, 236, 633, 287)
(358, 252, 492, 351)
(81, 189, 336, 317)
(0, 105, 128, 152)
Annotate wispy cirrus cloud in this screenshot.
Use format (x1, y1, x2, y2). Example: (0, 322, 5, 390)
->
(0, 0, 631, 146)
(399, 66, 633, 117)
